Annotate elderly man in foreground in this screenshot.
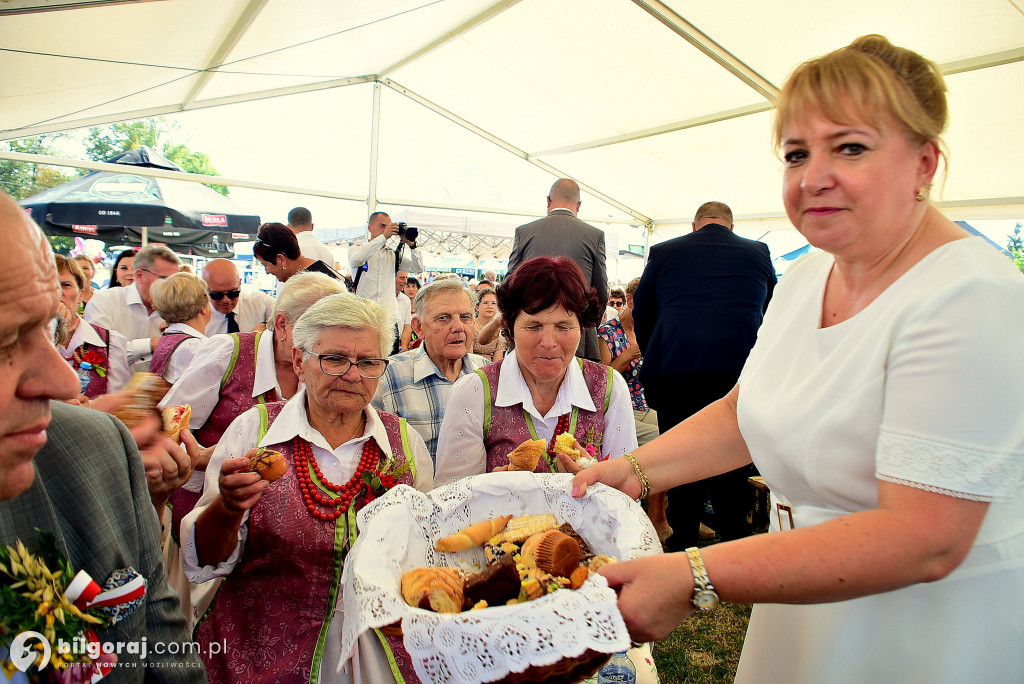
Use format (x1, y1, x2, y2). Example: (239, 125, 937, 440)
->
(372, 278, 489, 462)
(0, 190, 204, 682)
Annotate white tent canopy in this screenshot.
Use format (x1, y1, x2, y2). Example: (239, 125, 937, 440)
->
(1, 0, 1022, 245)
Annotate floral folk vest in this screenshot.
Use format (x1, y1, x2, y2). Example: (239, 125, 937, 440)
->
(478, 358, 613, 472)
(194, 402, 419, 683)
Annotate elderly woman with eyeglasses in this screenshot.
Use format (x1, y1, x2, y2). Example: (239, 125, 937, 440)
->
(159, 272, 346, 537)
(183, 293, 433, 683)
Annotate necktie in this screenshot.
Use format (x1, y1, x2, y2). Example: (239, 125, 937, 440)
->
(226, 311, 240, 334)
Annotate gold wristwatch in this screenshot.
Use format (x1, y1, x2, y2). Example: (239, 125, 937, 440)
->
(684, 546, 720, 611)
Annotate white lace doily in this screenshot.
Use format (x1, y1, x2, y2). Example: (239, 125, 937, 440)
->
(340, 471, 661, 683)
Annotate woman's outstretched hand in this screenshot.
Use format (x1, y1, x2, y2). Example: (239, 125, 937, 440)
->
(600, 554, 695, 642)
(570, 456, 642, 500)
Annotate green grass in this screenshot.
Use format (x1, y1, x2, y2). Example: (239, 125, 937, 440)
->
(650, 502, 767, 683)
(651, 601, 751, 683)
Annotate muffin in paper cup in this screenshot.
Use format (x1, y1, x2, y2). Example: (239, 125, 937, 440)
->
(340, 471, 662, 683)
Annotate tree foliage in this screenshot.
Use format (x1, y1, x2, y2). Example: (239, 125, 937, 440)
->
(0, 136, 75, 200)
(85, 118, 229, 196)
(1007, 223, 1024, 274)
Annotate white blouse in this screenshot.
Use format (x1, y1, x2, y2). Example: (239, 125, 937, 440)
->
(434, 350, 637, 486)
(158, 329, 287, 438)
(158, 323, 208, 384)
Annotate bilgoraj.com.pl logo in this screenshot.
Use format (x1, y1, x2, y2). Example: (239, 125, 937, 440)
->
(8, 630, 219, 672)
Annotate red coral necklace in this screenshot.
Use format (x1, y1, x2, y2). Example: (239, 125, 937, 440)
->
(293, 436, 380, 521)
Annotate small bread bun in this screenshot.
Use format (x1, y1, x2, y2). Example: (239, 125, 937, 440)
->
(113, 373, 172, 428)
(249, 447, 287, 482)
(507, 438, 545, 472)
(161, 404, 191, 443)
(401, 567, 465, 613)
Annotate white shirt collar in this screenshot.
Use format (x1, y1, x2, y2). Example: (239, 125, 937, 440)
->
(549, 207, 576, 216)
(125, 283, 145, 308)
(260, 388, 395, 459)
(253, 329, 282, 398)
(62, 319, 104, 355)
(165, 322, 207, 339)
(495, 349, 596, 420)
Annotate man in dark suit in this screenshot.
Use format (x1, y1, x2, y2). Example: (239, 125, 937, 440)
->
(507, 178, 609, 361)
(634, 201, 776, 552)
(0, 191, 204, 681)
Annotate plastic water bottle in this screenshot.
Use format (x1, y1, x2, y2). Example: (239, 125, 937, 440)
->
(597, 651, 636, 683)
(77, 362, 92, 393)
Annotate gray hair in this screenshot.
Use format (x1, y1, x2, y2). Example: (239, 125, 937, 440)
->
(273, 272, 348, 326)
(150, 272, 209, 324)
(414, 278, 476, 319)
(292, 293, 395, 358)
(133, 244, 180, 271)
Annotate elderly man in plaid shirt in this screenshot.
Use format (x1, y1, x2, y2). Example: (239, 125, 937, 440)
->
(372, 279, 489, 462)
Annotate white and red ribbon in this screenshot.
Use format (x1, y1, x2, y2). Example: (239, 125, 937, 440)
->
(64, 570, 146, 610)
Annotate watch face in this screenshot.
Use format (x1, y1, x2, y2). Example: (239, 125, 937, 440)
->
(692, 588, 719, 611)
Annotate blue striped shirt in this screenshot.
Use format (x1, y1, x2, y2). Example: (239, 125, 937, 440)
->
(372, 346, 489, 464)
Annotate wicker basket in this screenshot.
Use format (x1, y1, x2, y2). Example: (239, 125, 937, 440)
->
(502, 648, 610, 684)
(342, 474, 662, 683)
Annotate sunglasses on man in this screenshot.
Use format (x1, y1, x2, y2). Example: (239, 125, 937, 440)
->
(609, 300, 624, 308)
(209, 289, 241, 301)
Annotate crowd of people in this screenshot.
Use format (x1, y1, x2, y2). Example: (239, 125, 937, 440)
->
(1, 33, 1021, 684)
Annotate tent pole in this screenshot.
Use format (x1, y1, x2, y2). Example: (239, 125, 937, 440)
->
(367, 83, 383, 216)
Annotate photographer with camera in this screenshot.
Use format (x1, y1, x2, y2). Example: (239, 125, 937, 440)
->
(349, 211, 423, 354)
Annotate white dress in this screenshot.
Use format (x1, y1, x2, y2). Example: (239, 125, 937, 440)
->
(734, 238, 1024, 683)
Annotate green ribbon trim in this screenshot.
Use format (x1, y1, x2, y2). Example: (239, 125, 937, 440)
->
(221, 333, 242, 390)
(603, 366, 614, 413)
(475, 368, 492, 439)
(310, 512, 347, 683)
(373, 628, 407, 684)
(398, 419, 416, 482)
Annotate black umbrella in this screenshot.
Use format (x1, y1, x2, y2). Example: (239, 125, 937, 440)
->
(20, 146, 260, 256)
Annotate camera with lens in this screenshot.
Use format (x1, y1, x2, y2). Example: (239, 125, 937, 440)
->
(396, 222, 418, 243)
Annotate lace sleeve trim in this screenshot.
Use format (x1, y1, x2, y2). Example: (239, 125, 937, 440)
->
(876, 427, 1024, 503)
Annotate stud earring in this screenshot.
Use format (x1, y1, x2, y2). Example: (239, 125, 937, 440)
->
(914, 183, 931, 202)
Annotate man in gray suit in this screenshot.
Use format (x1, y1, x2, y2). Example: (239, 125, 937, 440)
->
(0, 191, 204, 682)
(507, 178, 609, 361)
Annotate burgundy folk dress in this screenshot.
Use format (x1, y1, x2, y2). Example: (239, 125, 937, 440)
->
(194, 402, 420, 683)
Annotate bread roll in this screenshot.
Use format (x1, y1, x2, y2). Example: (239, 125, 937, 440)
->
(248, 447, 287, 482)
(161, 404, 191, 443)
(401, 567, 465, 613)
(507, 438, 545, 472)
(436, 515, 513, 552)
(112, 373, 171, 428)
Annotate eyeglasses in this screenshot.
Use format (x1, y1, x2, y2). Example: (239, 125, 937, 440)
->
(304, 352, 390, 378)
(138, 268, 172, 280)
(609, 300, 624, 308)
(209, 289, 241, 301)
